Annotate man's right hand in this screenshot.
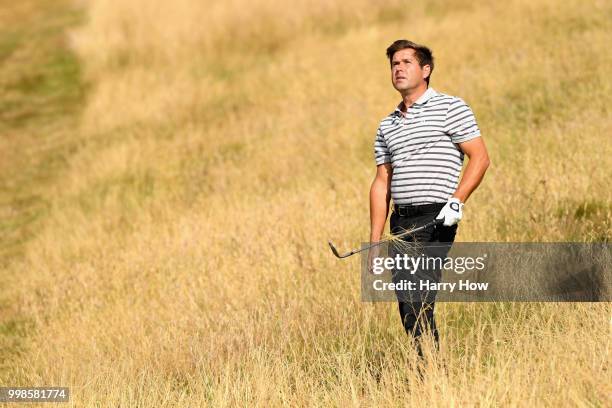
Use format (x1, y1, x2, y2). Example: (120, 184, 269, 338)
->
(367, 244, 381, 275)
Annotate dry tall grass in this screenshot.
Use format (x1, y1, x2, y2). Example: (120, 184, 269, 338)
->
(2, 0, 611, 406)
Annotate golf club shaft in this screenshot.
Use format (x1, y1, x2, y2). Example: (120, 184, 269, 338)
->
(361, 218, 441, 252)
(329, 218, 443, 258)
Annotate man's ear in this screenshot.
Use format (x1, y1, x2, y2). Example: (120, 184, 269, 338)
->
(422, 64, 431, 80)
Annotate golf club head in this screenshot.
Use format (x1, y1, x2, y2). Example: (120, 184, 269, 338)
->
(328, 241, 355, 258)
(328, 241, 342, 258)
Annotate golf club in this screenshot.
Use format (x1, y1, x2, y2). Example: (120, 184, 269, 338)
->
(328, 218, 444, 259)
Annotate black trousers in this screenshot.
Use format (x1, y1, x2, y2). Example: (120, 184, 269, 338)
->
(389, 203, 457, 347)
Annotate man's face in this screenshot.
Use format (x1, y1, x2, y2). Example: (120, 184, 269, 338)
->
(390, 48, 430, 92)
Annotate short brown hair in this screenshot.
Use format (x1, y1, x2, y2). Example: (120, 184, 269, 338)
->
(386, 40, 434, 85)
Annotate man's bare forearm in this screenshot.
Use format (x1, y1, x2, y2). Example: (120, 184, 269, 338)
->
(453, 141, 490, 203)
(370, 177, 391, 242)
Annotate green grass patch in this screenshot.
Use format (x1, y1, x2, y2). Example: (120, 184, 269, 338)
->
(0, 0, 86, 379)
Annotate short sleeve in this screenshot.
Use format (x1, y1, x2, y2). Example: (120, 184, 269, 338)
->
(445, 98, 481, 144)
(374, 126, 391, 165)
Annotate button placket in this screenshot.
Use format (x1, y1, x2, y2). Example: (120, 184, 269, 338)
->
(406, 107, 422, 125)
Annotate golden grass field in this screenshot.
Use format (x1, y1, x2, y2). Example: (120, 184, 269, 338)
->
(1, 0, 611, 406)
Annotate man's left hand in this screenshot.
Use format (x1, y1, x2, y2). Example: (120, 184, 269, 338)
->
(436, 197, 464, 226)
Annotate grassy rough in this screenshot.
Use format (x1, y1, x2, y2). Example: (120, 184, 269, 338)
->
(1, 0, 611, 406)
(0, 0, 85, 368)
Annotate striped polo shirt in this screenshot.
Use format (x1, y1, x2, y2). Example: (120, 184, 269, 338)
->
(374, 87, 481, 205)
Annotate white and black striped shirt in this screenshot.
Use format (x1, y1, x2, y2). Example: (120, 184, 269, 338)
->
(374, 87, 481, 205)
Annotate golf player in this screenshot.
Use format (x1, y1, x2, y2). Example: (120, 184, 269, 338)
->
(369, 40, 490, 347)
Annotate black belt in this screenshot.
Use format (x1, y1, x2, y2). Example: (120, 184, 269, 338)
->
(393, 202, 445, 217)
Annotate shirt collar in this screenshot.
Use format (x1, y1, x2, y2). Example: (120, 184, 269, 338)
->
(394, 87, 438, 116)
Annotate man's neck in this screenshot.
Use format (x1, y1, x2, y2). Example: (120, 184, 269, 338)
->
(400, 84, 428, 111)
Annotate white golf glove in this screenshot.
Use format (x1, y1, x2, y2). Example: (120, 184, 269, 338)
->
(436, 198, 463, 226)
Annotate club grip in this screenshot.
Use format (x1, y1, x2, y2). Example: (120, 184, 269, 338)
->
(433, 217, 444, 226)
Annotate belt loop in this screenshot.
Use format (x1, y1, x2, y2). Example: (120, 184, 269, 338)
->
(394, 204, 404, 217)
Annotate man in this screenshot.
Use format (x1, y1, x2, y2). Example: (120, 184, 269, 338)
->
(369, 39, 490, 348)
